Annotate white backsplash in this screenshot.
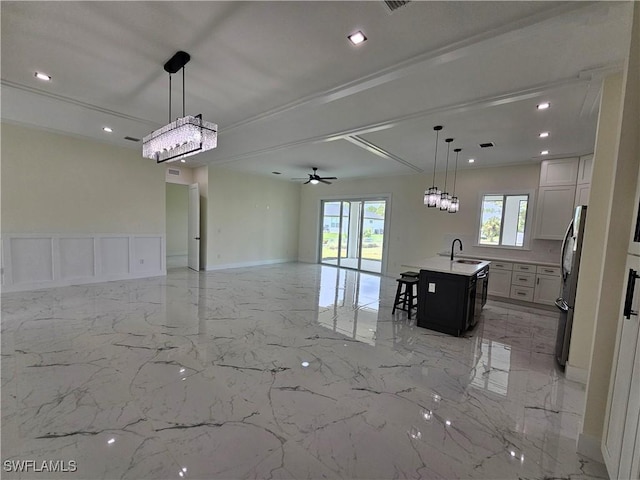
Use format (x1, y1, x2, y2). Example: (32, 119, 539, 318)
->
(440, 233, 561, 265)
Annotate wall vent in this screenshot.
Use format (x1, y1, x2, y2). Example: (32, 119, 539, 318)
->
(124, 136, 140, 142)
(168, 169, 180, 176)
(383, 0, 411, 13)
(479, 142, 495, 148)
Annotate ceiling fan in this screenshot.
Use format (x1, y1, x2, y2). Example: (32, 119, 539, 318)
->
(293, 167, 338, 185)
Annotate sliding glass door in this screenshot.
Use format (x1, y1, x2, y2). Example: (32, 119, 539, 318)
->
(320, 198, 387, 274)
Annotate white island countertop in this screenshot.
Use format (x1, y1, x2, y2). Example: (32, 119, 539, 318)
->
(403, 256, 491, 277)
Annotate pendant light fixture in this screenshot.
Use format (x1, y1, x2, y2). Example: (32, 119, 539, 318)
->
(425, 125, 443, 207)
(440, 138, 454, 211)
(142, 51, 218, 164)
(448, 148, 461, 213)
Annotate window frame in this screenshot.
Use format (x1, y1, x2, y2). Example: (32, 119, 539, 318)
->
(475, 189, 536, 250)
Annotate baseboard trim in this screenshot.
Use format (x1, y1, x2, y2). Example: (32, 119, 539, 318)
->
(205, 258, 296, 271)
(577, 432, 605, 463)
(1, 271, 166, 293)
(565, 363, 589, 384)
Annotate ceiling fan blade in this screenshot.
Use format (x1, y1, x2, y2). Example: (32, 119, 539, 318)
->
(318, 179, 332, 185)
(303, 179, 311, 184)
(319, 177, 337, 180)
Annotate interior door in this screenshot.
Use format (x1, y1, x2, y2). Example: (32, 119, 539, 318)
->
(188, 183, 200, 271)
(603, 255, 640, 479)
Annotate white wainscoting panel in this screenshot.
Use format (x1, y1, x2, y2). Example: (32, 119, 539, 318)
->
(1, 234, 165, 293)
(10, 237, 53, 285)
(59, 237, 95, 279)
(100, 237, 130, 276)
(133, 236, 163, 273)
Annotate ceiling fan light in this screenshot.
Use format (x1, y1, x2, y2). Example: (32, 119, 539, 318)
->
(310, 178, 319, 185)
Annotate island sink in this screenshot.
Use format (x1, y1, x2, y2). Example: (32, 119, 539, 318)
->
(401, 256, 491, 337)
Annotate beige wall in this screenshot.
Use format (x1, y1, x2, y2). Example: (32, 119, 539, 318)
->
(165, 183, 188, 256)
(205, 166, 300, 269)
(298, 163, 559, 276)
(578, 2, 640, 454)
(569, 74, 623, 375)
(165, 165, 194, 185)
(1, 123, 165, 234)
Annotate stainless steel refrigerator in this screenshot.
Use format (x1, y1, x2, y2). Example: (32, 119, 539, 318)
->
(555, 205, 588, 367)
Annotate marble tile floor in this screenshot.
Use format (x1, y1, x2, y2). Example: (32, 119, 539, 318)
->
(0, 263, 608, 480)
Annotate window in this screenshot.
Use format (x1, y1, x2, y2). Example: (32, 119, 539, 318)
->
(478, 193, 530, 247)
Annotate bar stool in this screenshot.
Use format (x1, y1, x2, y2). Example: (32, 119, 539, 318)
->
(392, 277, 419, 319)
(399, 271, 419, 279)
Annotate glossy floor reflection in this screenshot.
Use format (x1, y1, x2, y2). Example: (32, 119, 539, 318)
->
(1, 263, 607, 479)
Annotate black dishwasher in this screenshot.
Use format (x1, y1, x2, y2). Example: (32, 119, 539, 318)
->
(474, 267, 489, 322)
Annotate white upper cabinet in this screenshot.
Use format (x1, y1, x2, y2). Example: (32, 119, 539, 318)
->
(539, 158, 579, 186)
(536, 157, 591, 238)
(535, 185, 576, 239)
(577, 154, 594, 185)
(575, 183, 591, 208)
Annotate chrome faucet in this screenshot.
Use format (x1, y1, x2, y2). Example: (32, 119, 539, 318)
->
(450, 238, 463, 261)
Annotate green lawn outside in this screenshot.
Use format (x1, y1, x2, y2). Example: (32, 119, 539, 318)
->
(321, 232, 384, 261)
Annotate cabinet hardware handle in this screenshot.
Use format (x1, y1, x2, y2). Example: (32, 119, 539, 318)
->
(624, 269, 640, 319)
(537, 278, 540, 285)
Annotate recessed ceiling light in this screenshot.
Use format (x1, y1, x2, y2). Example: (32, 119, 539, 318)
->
(34, 72, 51, 81)
(103, 127, 113, 133)
(180, 159, 186, 163)
(537, 102, 551, 110)
(541, 150, 549, 155)
(348, 31, 367, 46)
(468, 158, 475, 163)
(539, 132, 549, 138)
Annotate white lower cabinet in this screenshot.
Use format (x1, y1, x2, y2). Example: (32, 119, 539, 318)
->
(486, 261, 561, 306)
(488, 269, 512, 297)
(533, 265, 562, 306)
(511, 285, 534, 302)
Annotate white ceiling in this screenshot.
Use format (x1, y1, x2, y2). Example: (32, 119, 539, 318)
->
(1, 1, 633, 182)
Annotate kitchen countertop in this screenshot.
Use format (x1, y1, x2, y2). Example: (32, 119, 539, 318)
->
(403, 256, 491, 277)
(437, 252, 560, 268)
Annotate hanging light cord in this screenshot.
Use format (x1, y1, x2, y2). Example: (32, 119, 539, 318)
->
(452, 149, 459, 195)
(182, 66, 185, 117)
(431, 129, 440, 187)
(443, 141, 451, 191)
(167, 66, 187, 121)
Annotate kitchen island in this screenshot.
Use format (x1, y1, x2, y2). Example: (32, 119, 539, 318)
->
(403, 257, 491, 336)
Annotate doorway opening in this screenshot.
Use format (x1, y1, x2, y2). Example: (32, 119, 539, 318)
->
(319, 198, 388, 274)
(166, 183, 189, 269)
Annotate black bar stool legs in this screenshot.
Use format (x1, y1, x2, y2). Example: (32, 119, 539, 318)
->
(392, 277, 418, 319)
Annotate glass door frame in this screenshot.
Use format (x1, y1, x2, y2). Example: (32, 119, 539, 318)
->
(317, 194, 391, 274)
